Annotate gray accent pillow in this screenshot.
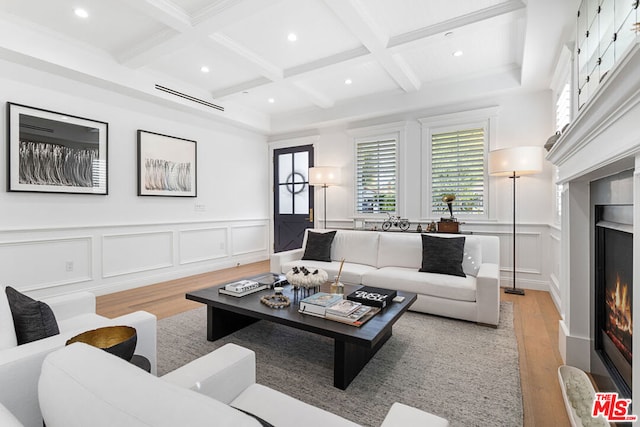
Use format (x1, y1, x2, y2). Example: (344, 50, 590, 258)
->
(419, 235, 466, 277)
(301, 231, 336, 262)
(5, 286, 60, 345)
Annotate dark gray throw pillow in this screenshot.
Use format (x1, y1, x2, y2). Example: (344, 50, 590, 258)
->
(301, 231, 337, 262)
(419, 235, 466, 277)
(5, 286, 60, 345)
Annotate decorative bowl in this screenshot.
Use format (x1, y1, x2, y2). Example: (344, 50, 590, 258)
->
(286, 267, 328, 288)
(66, 325, 137, 361)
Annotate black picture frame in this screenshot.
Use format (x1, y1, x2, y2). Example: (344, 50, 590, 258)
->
(7, 102, 108, 194)
(137, 130, 197, 197)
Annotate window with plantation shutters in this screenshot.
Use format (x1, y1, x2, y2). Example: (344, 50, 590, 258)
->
(356, 137, 397, 214)
(431, 128, 485, 216)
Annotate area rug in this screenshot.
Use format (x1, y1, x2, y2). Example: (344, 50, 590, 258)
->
(157, 303, 522, 427)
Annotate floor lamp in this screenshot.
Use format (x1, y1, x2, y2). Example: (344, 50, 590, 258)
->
(488, 146, 543, 295)
(308, 167, 340, 229)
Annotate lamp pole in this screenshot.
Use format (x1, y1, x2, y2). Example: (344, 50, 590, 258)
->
(322, 183, 328, 229)
(505, 171, 524, 295)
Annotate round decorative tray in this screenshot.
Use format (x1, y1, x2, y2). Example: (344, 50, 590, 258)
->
(260, 294, 291, 309)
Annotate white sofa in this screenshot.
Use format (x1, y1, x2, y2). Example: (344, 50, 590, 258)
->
(271, 229, 501, 326)
(0, 287, 157, 427)
(38, 342, 449, 427)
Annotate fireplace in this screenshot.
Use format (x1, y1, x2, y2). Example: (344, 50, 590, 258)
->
(594, 204, 633, 398)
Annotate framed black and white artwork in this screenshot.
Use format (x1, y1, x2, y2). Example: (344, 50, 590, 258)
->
(7, 103, 108, 194)
(137, 130, 197, 197)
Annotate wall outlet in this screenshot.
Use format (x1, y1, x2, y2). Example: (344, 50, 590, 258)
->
(195, 204, 206, 212)
(65, 261, 74, 272)
(219, 242, 225, 250)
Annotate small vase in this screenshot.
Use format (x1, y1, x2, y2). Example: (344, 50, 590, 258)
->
(330, 277, 345, 295)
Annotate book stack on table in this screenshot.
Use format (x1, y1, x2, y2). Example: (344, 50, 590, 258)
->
(218, 279, 267, 297)
(325, 300, 379, 326)
(299, 292, 343, 317)
(299, 293, 380, 327)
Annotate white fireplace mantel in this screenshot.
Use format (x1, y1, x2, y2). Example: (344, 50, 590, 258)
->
(546, 37, 640, 401)
(547, 41, 640, 183)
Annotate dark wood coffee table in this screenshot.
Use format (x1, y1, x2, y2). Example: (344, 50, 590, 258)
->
(186, 275, 416, 390)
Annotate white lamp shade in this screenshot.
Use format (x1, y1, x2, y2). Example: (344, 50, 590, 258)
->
(488, 146, 544, 176)
(308, 167, 341, 186)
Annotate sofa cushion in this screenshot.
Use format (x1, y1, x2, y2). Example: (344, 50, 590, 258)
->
(5, 286, 60, 345)
(39, 343, 262, 427)
(362, 267, 477, 302)
(419, 235, 465, 277)
(0, 286, 18, 350)
(281, 260, 377, 285)
(302, 231, 336, 262)
(331, 230, 380, 267)
(377, 233, 422, 269)
(232, 383, 359, 427)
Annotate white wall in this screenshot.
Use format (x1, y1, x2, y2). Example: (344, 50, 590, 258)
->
(0, 59, 270, 299)
(273, 90, 558, 292)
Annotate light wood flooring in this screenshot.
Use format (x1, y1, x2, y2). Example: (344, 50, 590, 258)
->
(96, 260, 570, 427)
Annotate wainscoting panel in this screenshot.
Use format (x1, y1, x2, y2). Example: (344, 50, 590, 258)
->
(179, 227, 228, 265)
(231, 224, 268, 255)
(549, 228, 562, 310)
(491, 231, 542, 274)
(0, 237, 92, 291)
(102, 231, 173, 278)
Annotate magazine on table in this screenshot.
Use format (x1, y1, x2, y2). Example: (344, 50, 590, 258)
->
(326, 306, 380, 326)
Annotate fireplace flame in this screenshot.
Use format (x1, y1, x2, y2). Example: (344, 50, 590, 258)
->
(607, 274, 632, 335)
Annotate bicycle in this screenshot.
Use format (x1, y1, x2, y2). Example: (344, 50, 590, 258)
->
(382, 213, 410, 231)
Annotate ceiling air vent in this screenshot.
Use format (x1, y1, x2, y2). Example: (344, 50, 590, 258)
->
(155, 84, 224, 112)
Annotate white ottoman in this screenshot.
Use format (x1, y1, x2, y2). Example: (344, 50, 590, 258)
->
(381, 402, 449, 427)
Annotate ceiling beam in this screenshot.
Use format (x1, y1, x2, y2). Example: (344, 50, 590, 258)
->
(211, 77, 272, 99)
(322, 0, 421, 93)
(209, 33, 283, 81)
(207, 34, 336, 109)
(388, 0, 527, 48)
(119, 0, 193, 32)
(284, 46, 370, 78)
(115, 0, 282, 68)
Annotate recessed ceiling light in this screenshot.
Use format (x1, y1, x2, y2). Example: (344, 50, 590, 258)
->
(268, 98, 275, 104)
(74, 8, 89, 18)
(287, 33, 297, 42)
(453, 50, 463, 57)
(344, 78, 352, 85)
(200, 66, 210, 73)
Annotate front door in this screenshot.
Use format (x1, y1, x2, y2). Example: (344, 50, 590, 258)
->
(273, 145, 314, 252)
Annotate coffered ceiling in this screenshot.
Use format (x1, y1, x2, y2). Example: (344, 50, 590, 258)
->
(0, 0, 578, 134)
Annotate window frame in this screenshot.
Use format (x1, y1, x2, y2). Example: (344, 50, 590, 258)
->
(349, 122, 407, 218)
(550, 44, 573, 225)
(419, 108, 497, 221)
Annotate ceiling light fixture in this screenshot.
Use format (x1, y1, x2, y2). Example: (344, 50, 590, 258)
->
(453, 50, 463, 57)
(268, 98, 275, 104)
(344, 78, 352, 85)
(287, 33, 297, 42)
(74, 8, 89, 18)
(200, 66, 210, 73)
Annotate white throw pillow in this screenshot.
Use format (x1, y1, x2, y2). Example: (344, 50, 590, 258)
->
(461, 237, 482, 277)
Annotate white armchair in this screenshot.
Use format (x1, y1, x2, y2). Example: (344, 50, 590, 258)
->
(0, 288, 157, 427)
(39, 343, 448, 427)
